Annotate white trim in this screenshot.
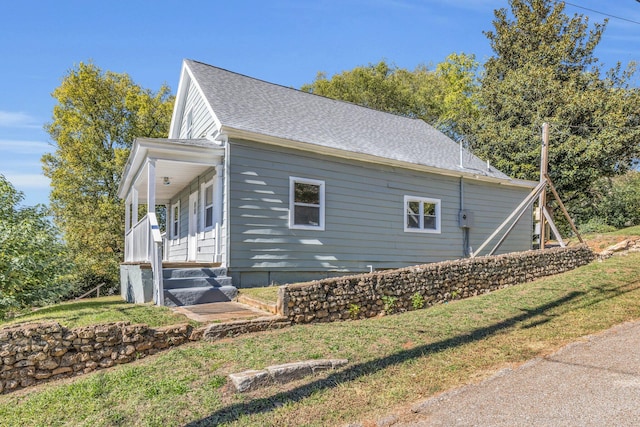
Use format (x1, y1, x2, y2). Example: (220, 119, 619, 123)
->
(147, 158, 156, 214)
(200, 178, 215, 232)
(188, 191, 198, 261)
(223, 142, 230, 268)
(168, 64, 189, 138)
(125, 192, 132, 234)
(289, 176, 325, 231)
(404, 195, 441, 234)
(170, 200, 180, 240)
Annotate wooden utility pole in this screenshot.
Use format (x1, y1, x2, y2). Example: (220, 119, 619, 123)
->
(471, 121, 586, 258)
(539, 123, 549, 249)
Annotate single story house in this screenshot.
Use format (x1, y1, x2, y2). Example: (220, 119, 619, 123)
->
(118, 59, 535, 306)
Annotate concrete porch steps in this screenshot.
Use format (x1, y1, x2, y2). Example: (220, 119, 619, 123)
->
(163, 266, 237, 307)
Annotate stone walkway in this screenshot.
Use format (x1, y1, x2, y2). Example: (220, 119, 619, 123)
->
(171, 301, 273, 323)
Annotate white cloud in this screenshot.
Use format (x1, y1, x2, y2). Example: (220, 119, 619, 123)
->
(0, 139, 52, 155)
(3, 173, 50, 189)
(0, 111, 41, 128)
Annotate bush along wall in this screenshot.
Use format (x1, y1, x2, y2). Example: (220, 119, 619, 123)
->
(278, 246, 596, 324)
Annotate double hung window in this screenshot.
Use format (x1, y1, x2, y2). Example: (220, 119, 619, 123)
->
(404, 195, 441, 233)
(170, 201, 180, 239)
(289, 177, 325, 230)
(203, 182, 214, 229)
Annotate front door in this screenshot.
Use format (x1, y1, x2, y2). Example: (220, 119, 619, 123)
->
(188, 191, 198, 261)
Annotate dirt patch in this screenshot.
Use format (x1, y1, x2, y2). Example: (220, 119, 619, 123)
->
(566, 234, 640, 253)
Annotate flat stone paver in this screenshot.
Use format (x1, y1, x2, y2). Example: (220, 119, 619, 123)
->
(172, 301, 272, 323)
(396, 320, 640, 426)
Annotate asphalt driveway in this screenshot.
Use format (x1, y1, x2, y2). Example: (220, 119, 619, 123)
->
(394, 319, 640, 426)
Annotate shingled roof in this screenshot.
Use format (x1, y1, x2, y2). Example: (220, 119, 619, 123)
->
(186, 59, 510, 180)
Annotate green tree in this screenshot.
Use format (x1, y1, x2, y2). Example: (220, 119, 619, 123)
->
(432, 53, 481, 138)
(301, 55, 480, 139)
(584, 171, 640, 231)
(0, 175, 72, 317)
(470, 0, 640, 223)
(302, 60, 416, 115)
(42, 62, 174, 293)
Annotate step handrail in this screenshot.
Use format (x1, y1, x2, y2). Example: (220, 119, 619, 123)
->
(147, 213, 164, 305)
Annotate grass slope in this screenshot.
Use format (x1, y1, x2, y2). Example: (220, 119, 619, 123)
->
(0, 296, 197, 329)
(2, 249, 640, 426)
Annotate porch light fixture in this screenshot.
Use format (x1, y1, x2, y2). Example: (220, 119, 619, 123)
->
(163, 176, 171, 186)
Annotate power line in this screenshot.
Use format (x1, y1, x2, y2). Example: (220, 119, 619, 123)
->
(563, 1, 640, 26)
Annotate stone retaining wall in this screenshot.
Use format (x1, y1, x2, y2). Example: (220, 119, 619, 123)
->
(0, 321, 197, 394)
(0, 316, 291, 394)
(278, 246, 595, 324)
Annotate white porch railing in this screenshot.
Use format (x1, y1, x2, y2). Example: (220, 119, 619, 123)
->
(124, 213, 164, 305)
(126, 215, 149, 263)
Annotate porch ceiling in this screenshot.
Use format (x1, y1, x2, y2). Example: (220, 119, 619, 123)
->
(135, 159, 211, 204)
(119, 138, 225, 204)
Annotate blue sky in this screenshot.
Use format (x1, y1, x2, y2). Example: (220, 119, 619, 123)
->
(1, 0, 639, 207)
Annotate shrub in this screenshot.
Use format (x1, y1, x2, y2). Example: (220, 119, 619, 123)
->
(0, 175, 73, 318)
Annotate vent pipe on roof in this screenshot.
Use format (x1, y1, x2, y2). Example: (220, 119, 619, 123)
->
(459, 138, 464, 168)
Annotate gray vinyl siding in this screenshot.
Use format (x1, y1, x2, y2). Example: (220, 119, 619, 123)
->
(228, 141, 532, 285)
(463, 181, 533, 255)
(177, 79, 216, 139)
(166, 168, 222, 263)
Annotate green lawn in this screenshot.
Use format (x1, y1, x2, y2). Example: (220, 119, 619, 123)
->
(2, 248, 640, 426)
(238, 285, 279, 305)
(0, 296, 198, 329)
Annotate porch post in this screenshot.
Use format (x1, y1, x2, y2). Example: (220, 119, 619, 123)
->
(147, 158, 156, 214)
(214, 164, 224, 263)
(124, 192, 131, 234)
(132, 188, 139, 223)
(124, 191, 131, 262)
(214, 164, 224, 225)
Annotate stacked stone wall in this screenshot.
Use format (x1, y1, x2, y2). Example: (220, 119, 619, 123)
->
(279, 246, 595, 323)
(0, 315, 292, 394)
(0, 322, 197, 394)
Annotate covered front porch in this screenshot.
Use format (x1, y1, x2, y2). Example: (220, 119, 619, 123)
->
(118, 138, 231, 305)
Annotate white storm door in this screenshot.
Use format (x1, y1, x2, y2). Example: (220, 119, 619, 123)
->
(188, 191, 198, 261)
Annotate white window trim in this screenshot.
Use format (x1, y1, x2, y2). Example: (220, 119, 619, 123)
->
(404, 195, 441, 234)
(200, 179, 215, 232)
(289, 176, 325, 231)
(170, 200, 181, 240)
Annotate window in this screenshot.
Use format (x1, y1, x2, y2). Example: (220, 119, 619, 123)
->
(404, 195, 441, 233)
(171, 201, 180, 239)
(289, 177, 325, 230)
(202, 182, 214, 229)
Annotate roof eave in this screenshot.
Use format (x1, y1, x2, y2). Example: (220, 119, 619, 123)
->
(221, 126, 537, 189)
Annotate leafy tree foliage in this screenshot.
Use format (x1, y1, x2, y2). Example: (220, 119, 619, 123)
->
(470, 0, 640, 222)
(301, 55, 480, 139)
(0, 175, 72, 317)
(43, 62, 174, 293)
(582, 171, 640, 231)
